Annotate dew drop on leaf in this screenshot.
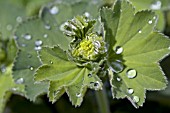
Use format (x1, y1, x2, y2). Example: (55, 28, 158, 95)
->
(50, 61, 53, 64)
(50, 6, 59, 15)
(94, 81, 101, 90)
(88, 73, 92, 78)
(6, 24, 13, 31)
(29, 66, 34, 71)
(16, 16, 22, 23)
(133, 96, 140, 103)
(148, 20, 153, 24)
(76, 93, 82, 98)
(114, 46, 123, 54)
(126, 69, 137, 79)
(138, 30, 142, 34)
(34, 46, 42, 51)
(110, 60, 124, 73)
(84, 12, 90, 18)
(21, 44, 27, 47)
(45, 24, 51, 30)
(23, 34, 32, 40)
(127, 88, 134, 94)
(116, 77, 121, 82)
(11, 88, 18, 91)
(16, 78, 24, 84)
(1, 65, 6, 73)
(150, 1, 161, 10)
(35, 40, 43, 46)
(43, 34, 48, 38)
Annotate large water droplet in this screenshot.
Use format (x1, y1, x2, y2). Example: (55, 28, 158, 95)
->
(126, 69, 137, 79)
(127, 88, 134, 94)
(76, 93, 82, 98)
(148, 20, 153, 24)
(43, 34, 48, 38)
(50, 61, 53, 64)
(109, 60, 124, 73)
(6, 24, 12, 31)
(16, 16, 22, 23)
(23, 34, 32, 40)
(114, 46, 123, 54)
(150, 1, 162, 10)
(133, 96, 140, 103)
(16, 78, 24, 84)
(35, 40, 43, 46)
(50, 6, 59, 15)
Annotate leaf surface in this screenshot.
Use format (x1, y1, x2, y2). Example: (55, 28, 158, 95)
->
(35, 46, 103, 106)
(100, 0, 170, 108)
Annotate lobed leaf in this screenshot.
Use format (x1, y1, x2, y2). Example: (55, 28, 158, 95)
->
(100, 0, 170, 108)
(35, 46, 103, 106)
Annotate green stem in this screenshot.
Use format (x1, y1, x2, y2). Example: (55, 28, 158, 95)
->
(95, 86, 111, 113)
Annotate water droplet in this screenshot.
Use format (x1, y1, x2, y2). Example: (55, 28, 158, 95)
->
(153, 16, 156, 20)
(126, 69, 137, 79)
(133, 96, 140, 103)
(6, 24, 12, 31)
(116, 77, 121, 81)
(148, 20, 153, 24)
(110, 60, 124, 73)
(94, 81, 101, 90)
(114, 46, 123, 54)
(16, 78, 24, 84)
(21, 44, 27, 47)
(11, 88, 18, 91)
(34, 81, 41, 84)
(16, 16, 22, 23)
(50, 6, 59, 15)
(84, 12, 90, 17)
(13, 35, 18, 40)
(150, 1, 162, 10)
(23, 34, 32, 40)
(127, 88, 134, 94)
(50, 61, 53, 64)
(1, 65, 6, 73)
(88, 74, 92, 78)
(35, 40, 43, 46)
(138, 30, 142, 34)
(76, 93, 82, 98)
(43, 34, 48, 38)
(29, 66, 34, 71)
(34, 46, 42, 51)
(45, 24, 51, 30)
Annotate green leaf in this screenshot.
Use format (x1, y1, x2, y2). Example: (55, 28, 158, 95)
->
(100, 0, 170, 108)
(13, 9, 70, 101)
(0, 64, 25, 113)
(0, 0, 26, 40)
(128, 0, 170, 31)
(13, 0, 104, 101)
(34, 46, 103, 106)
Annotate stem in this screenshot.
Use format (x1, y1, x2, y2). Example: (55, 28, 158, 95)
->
(95, 86, 111, 113)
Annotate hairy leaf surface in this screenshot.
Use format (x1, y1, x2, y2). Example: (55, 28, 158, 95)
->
(100, 0, 170, 108)
(34, 46, 103, 106)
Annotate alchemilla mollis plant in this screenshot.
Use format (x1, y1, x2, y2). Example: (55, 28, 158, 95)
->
(1, 0, 170, 112)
